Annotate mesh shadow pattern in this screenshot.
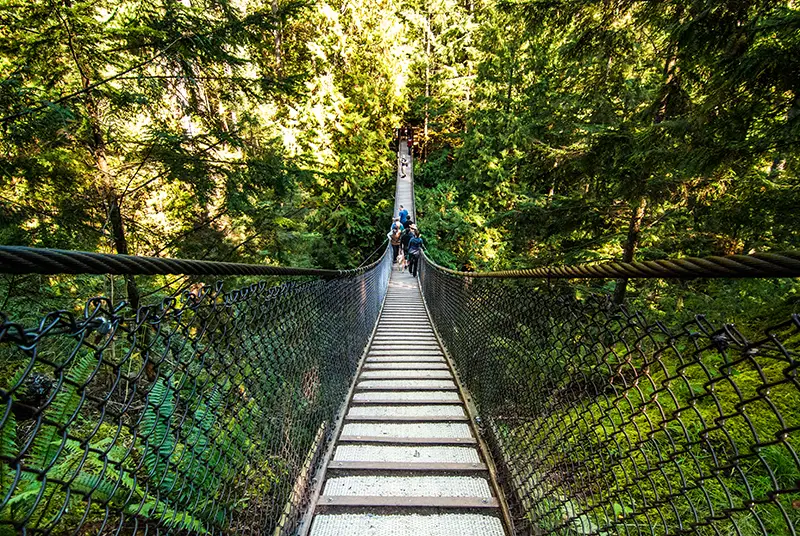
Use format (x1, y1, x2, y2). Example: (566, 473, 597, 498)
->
(0, 250, 391, 536)
(420, 259, 799, 536)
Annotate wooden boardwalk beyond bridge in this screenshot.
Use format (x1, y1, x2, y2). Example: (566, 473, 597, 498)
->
(302, 141, 508, 535)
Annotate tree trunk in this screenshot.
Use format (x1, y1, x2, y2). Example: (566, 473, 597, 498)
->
(654, 49, 679, 124)
(61, 8, 141, 310)
(613, 198, 646, 305)
(614, 15, 681, 305)
(87, 103, 140, 310)
(224, 64, 239, 130)
(464, 82, 470, 133)
(654, 4, 683, 124)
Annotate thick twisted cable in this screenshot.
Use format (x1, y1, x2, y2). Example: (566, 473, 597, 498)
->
(0, 246, 385, 277)
(423, 251, 800, 279)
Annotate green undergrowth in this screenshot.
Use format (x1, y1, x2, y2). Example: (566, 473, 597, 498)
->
(453, 281, 799, 535)
(0, 280, 332, 534)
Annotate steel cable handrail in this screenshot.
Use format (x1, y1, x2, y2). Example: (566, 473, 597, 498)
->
(0, 245, 386, 277)
(0, 243, 393, 536)
(422, 250, 800, 279)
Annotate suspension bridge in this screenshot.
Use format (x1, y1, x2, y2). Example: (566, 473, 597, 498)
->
(0, 138, 798, 535)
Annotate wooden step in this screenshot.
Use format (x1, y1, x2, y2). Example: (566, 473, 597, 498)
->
(365, 356, 445, 363)
(350, 398, 462, 405)
(338, 436, 477, 446)
(368, 351, 441, 356)
(362, 363, 448, 370)
(359, 371, 452, 380)
(369, 343, 438, 349)
(309, 266, 508, 536)
(326, 461, 487, 473)
(316, 496, 499, 509)
(355, 382, 456, 391)
(344, 414, 469, 423)
(309, 512, 505, 535)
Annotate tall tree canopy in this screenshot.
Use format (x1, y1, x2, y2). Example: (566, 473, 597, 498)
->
(410, 0, 800, 323)
(1, 0, 411, 311)
(1, 0, 798, 320)
(1, 2, 798, 534)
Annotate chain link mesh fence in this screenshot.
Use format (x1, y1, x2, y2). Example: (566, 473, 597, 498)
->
(0, 250, 391, 536)
(420, 258, 799, 536)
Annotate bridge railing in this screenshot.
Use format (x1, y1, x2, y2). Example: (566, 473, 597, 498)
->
(0, 246, 391, 536)
(420, 253, 799, 536)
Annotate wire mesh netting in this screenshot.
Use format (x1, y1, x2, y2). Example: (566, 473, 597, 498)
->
(0, 250, 391, 536)
(420, 258, 799, 536)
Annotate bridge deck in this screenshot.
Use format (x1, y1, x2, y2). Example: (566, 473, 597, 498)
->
(304, 140, 506, 535)
(307, 270, 506, 535)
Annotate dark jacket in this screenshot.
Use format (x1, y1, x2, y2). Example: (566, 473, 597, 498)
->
(400, 230, 413, 250)
(408, 236, 423, 254)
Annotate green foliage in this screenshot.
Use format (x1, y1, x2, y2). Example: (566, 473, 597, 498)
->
(461, 282, 800, 535)
(411, 0, 800, 324)
(405, 5, 800, 532)
(29, 351, 96, 471)
(0, 0, 411, 316)
(0, 402, 17, 502)
(2, 353, 115, 530)
(0, 0, 798, 534)
(416, 1, 800, 252)
(140, 378, 177, 495)
(139, 376, 255, 527)
(1, 352, 252, 533)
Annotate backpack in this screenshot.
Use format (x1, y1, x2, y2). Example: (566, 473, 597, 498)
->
(408, 237, 422, 256)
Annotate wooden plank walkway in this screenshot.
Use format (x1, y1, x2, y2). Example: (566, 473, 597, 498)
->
(303, 140, 508, 535)
(306, 271, 507, 535)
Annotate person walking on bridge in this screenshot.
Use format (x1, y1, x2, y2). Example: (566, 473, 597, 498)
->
(398, 205, 409, 226)
(407, 229, 424, 277)
(390, 227, 403, 266)
(389, 217, 403, 233)
(400, 222, 414, 271)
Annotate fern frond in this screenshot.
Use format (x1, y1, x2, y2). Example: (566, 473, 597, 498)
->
(2, 366, 29, 497)
(2, 483, 46, 527)
(46, 439, 85, 482)
(106, 443, 139, 494)
(0, 408, 28, 536)
(30, 350, 96, 470)
(68, 471, 119, 500)
(1, 409, 18, 495)
(140, 379, 178, 494)
(134, 498, 209, 534)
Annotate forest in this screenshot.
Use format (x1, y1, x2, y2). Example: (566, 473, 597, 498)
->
(1, 0, 408, 318)
(1, 0, 798, 323)
(406, 0, 800, 328)
(1, 0, 799, 535)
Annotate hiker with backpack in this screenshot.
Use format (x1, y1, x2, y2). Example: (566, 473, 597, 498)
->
(390, 226, 403, 265)
(388, 217, 403, 236)
(407, 228, 424, 277)
(400, 222, 415, 271)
